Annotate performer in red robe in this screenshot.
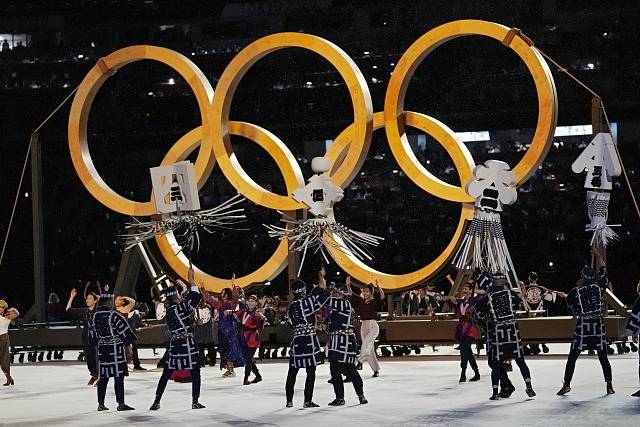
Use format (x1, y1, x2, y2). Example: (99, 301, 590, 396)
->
(235, 294, 265, 385)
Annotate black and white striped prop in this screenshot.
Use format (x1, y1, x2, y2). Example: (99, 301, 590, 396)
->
(571, 132, 622, 247)
(265, 215, 383, 276)
(122, 193, 247, 252)
(264, 157, 383, 275)
(453, 160, 519, 281)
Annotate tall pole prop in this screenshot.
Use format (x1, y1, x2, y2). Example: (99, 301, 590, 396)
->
(30, 133, 46, 323)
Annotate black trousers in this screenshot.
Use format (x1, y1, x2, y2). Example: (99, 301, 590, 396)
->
(459, 340, 478, 373)
(330, 361, 364, 399)
(244, 347, 260, 381)
(154, 366, 202, 404)
(490, 357, 531, 389)
(97, 376, 125, 405)
(131, 343, 142, 368)
(285, 365, 316, 403)
(563, 348, 612, 385)
(83, 344, 98, 377)
(198, 343, 217, 366)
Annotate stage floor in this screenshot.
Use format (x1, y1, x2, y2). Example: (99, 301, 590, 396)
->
(1, 354, 638, 426)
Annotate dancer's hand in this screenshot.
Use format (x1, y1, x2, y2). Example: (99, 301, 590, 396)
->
(70, 288, 77, 298)
(188, 265, 195, 282)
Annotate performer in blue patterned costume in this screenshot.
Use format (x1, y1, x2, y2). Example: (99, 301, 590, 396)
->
(557, 266, 614, 396)
(627, 281, 640, 397)
(325, 281, 367, 406)
(88, 286, 137, 412)
(285, 269, 330, 408)
(150, 266, 205, 410)
(474, 272, 535, 400)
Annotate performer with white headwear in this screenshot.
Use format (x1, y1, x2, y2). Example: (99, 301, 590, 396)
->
(627, 282, 640, 397)
(284, 268, 330, 408)
(150, 265, 204, 410)
(324, 278, 367, 406)
(88, 285, 137, 411)
(557, 266, 614, 396)
(474, 272, 535, 400)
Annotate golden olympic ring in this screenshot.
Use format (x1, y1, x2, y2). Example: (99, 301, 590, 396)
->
(68, 20, 557, 292)
(68, 45, 216, 217)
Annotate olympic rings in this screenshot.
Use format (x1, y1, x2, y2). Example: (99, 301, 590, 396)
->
(385, 20, 557, 198)
(210, 32, 373, 210)
(68, 20, 557, 292)
(68, 45, 216, 217)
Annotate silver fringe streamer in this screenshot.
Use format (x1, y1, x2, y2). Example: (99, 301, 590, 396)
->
(264, 214, 384, 276)
(586, 190, 619, 247)
(452, 209, 514, 275)
(122, 194, 247, 252)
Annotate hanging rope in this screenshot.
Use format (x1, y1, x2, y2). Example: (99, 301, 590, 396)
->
(534, 45, 640, 224)
(0, 86, 79, 271)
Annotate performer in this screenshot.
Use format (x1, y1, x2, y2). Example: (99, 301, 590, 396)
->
(444, 281, 481, 382)
(522, 272, 566, 354)
(285, 270, 330, 408)
(626, 281, 640, 397)
(65, 283, 100, 384)
(150, 267, 205, 410)
(325, 278, 367, 406)
(235, 294, 265, 385)
(557, 266, 614, 395)
(88, 286, 136, 411)
(194, 293, 217, 367)
(0, 300, 19, 386)
(474, 272, 535, 400)
(347, 276, 383, 377)
(215, 276, 245, 377)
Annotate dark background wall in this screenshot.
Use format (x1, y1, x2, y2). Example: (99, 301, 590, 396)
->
(0, 0, 639, 312)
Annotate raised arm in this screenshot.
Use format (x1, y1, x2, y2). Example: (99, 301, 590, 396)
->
(345, 276, 353, 296)
(5, 307, 20, 321)
(65, 288, 78, 311)
(376, 279, 385, 300)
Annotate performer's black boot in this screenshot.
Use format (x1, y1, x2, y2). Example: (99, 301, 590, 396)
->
(251, 373, 262, 384)
(372, 371, 379, 378)
(459, 371, 467, 383)
(557, 383, 571, 395)
(328, 399, 345, 406)
(470, 370, 480, 382)
(303, 401, 320, 408)
(358, 395, 368, 404)
(606, 382, 615, 395)
(286, 401, 293, 407)
(499, 384, 515, 398)
(117, 404, 135, 411)
(97, 404, 109, 411)
(150, 402, 160, 411)
(525, 380, 536, 397)
(489, 387, 500, 400)
(192, 402, 206, 409)
(631, 389, 640, 397)
(356, 362, 363, 370)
